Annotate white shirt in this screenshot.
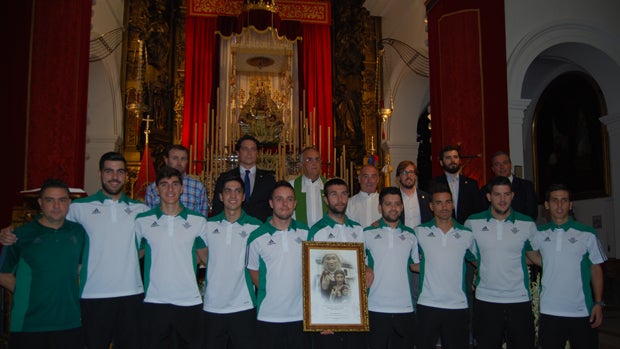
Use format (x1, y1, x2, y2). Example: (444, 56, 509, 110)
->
(203, 212, 262, 313)
(415, 220, 475, 309)
(445, 173, 460, 217)
(346, 191, 380, 227)
(239, 166, 256, 195)
(68, 191, 148, 299)
(402, 190, 422, 228)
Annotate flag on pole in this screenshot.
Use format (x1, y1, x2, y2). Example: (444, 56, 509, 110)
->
(134, 142, 156, 200)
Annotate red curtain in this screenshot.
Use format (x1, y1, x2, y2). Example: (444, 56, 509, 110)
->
(301, 24, 333, 176)
(183, 16, 217, 174)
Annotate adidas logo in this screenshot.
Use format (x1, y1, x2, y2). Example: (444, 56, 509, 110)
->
(91, 208, 101, 215)
(295, 237, 303, 244)
(544, 237, 551, 242)
(374, 234, 382, 239)
(328, 233, 335, 239)
(151, 221, 160, 227)
(212, 229, 220, 234)
(428, 232, 435, 237)
(352, 232, 358, 239)
(268, 239, 276, 245)
(481, 226, 489, 231)
(124, 207, 133, 214)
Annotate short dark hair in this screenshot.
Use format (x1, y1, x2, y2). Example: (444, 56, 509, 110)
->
(156, 166, 183, 185)
(324, 178, 348, 196)
(220, 173, 245, 193)
(487, 176, 512, 192)
(490, 151, 511, 165)
(379, 186, 402, 205)
(270, 180, 295, 199)
(428, 182, 452, 199)
(545, 183, 572, 202)
(439, 145, 460, 159)
(236, 134, 260, 152)
(164, 144, 189, 158)
(396, 160, 417, 177)
(99, 152, 126, 171)
(40, 178, 70, 198)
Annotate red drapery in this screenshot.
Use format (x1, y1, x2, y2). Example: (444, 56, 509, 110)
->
(301, 23, 333, 175)
(427, 0, 510, 185)
(183, 16, 217, 174)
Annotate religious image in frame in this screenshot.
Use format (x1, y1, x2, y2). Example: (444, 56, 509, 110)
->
(302, 241, 369, 332)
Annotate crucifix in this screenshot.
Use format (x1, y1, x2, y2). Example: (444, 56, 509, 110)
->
(142, 115, 154, 144)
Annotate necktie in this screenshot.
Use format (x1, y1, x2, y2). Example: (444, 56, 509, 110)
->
(244, 170, 251, 200)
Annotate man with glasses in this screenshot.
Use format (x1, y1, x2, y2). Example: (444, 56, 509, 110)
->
(396, 160, 432, 229)
(289, 146, 326, 227)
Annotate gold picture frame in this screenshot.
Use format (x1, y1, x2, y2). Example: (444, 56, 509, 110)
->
(302, 241, 369, 332)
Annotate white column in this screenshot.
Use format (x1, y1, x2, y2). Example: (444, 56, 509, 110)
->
(600, 113, 620, 258)
(507, 98, 531, 175)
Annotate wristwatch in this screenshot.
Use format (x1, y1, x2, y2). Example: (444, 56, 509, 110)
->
(594, 301, 606, 308)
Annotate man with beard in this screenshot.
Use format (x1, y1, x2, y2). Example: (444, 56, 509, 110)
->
(1, 152, 150, 348)
(308, 178, 372, 349)
(346, 164, 381, 227)
(413, 185, 475, 349)
(396, 160, 432, 229)
(247, 181, 310, 349)
(432, 145, 484, 224)
(465, 176, 538, 349)
(364, 187, 419, 349)
(145, 144, 209, 216)
(289, 147, 326, 227)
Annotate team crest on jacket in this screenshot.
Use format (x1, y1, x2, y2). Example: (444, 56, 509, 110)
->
(454, 232, 461, 239)
(183, 222, 192, 229)
(124, 207, 133, 214)
(568, 237, 577, 244)
(295, 237, 303, 244)
(511, 227, 519, 234)
(239, 231, 248, 238)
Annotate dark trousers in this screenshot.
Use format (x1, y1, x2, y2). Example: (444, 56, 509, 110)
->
(142, 303, 203, 349)
(81, 293, 143, 349)
(368, 311, 416, 349)
(311, 331, 369, 349)
(256, 320, 310, 349)
(203, 308, 256, 349)
(416, 304, 469, 349)
(9, 327, 83, 349)
(538, 314, 598, 349)
(473, 299, 534, 349)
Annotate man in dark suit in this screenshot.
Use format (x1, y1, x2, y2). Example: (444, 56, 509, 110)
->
(211, 135, 276, 222)
(484, 151, 538, 220)
(396, 160, 432, 227)
(432, 145, 484, 224)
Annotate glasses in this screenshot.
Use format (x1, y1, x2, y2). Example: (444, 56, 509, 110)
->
(304, 157, 321, 163)
(401, 170, 416, 176)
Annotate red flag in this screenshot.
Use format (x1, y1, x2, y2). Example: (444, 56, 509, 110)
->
(134, 143, 156, 200)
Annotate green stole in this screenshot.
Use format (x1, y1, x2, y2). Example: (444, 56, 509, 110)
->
(293, 175, 327, 226)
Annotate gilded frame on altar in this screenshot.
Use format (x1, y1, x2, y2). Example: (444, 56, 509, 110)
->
(302, 241, 369, 332)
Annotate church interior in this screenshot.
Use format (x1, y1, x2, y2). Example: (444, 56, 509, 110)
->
(2, 0, 620, 345)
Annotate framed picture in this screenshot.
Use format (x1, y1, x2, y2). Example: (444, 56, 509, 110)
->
(302, 241, 369, 332)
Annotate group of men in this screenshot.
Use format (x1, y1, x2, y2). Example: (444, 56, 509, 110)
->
(0, 139, 607, 349)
